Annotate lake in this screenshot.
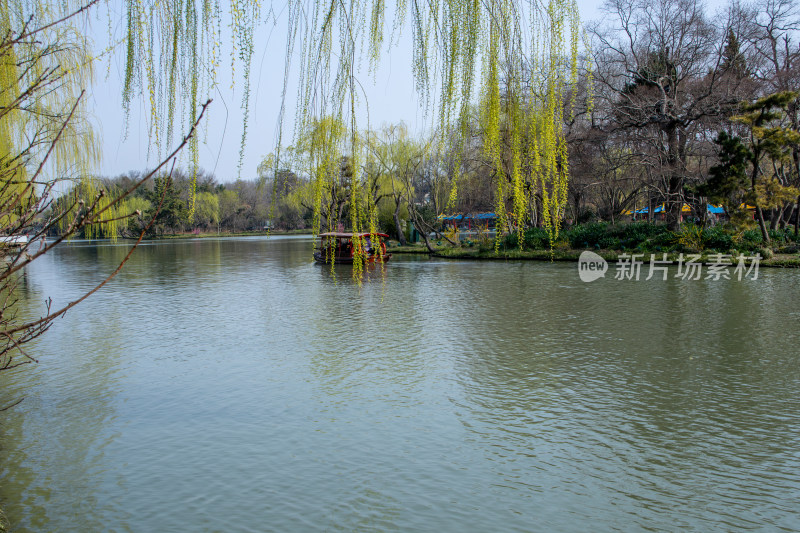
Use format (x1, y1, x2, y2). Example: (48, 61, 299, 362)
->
(1, 236, 799, 531)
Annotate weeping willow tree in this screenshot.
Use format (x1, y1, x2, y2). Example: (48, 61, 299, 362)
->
(25, 0, 581, 253)
(270, 116, 384, 273)
(263, 0, 584, 257)
(476, 0, 581, 248)
(0, 0, 97, 230)
(118, 0, 262, 219)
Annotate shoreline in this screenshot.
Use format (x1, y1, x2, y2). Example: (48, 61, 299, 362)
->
(151, 229, 315, 239)
(390, 243, 800, 268)
(50, 229, 315, 242)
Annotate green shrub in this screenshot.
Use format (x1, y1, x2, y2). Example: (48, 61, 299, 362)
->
(565, 222, 609, 249)
(523, 227, 550, 249)
(502, 227, 551, 250)
(501, 221, 791, 254)
(702, 225, 734, 252)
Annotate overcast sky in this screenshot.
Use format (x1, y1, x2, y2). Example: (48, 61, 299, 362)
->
(89, 1, 608, 182)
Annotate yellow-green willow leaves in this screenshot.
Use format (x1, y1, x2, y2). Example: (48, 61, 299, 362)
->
(466, 0, 581, 248)
(3, 0, 255, 227)
(0, 0, 97, 181)
(0, 0, 100, 245)
(477, 0, 579, 250)
(2, 0, 583, 262)
(55, 180, 148, 239)
(272, 0, 582, 261)
(121, 0, 240, 220)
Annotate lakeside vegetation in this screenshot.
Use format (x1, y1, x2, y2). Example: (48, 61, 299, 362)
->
(388, 221, 800, 266)
(501, 222, 800, 257)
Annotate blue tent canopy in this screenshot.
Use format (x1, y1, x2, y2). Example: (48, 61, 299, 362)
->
(440, 213, 498, 221)
(633, 206, 664, 214)
(649, 206, 664, 214)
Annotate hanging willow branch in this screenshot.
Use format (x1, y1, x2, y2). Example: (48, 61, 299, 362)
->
(12, 0, 582, 256)
(257, 0, 585, 267)
(0, 99, 212, 375)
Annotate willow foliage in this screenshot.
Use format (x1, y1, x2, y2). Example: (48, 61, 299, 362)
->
(273, 0, 582, 252)
(115, 0, 582, 246)
(2, 0, 582, 252)
(0, 0, 97, 226)
(1, 0, 251, 226)
(476, 0, 580, 247)
(119, 0, 254, 220)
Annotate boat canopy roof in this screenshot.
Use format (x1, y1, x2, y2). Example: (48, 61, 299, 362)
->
(318, 232, 389, 239)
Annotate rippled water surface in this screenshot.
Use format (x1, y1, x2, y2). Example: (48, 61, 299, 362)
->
(1, 236, 799, 531)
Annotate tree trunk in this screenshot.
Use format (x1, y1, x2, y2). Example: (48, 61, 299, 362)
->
(665, 125, 683, 231)
(407, 204, 457, 251)
(756, 206, 770, 243)
(781, 204, 794, 230)
(769, 208, 779, 231)
(414, 219, 436, 252)
(750, 149, 770, 244)
(795, 195, 800, 238)
(666, 178, 683, 230)
(571, 193, 580, 224)
(393, 203, 406, 245)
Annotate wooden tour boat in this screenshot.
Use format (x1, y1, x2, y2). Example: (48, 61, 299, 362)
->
(313, 232, 392, 264)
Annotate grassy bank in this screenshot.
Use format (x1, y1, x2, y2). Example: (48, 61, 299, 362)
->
(387, 243, 438, 254)
(400, 222, 800, 267)
(432, 246, 800, 267)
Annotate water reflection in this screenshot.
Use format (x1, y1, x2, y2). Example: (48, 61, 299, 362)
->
(442, 265, 800, 530)
(0, 300, 127, 531)
(0, 237, 798, 532)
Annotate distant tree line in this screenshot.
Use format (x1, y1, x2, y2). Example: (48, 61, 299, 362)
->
(50, 168, 284, 237)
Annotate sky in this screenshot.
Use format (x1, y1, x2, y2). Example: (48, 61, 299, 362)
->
(89, 1, 608, 183)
